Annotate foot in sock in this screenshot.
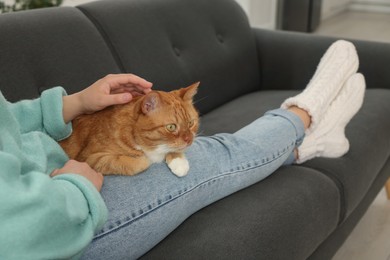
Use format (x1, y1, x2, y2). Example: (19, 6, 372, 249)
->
(281, 40, 359, 133)
(296, 73, 366, 164)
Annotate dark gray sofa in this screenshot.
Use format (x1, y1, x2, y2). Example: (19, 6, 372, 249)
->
(1, 0, 389, 259)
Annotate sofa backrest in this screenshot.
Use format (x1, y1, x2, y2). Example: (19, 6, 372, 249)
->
(0, 0, 260, 114)
(0, 7, 121, 102)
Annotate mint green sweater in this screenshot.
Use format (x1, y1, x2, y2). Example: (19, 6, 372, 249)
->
(0, 87, 108, 260)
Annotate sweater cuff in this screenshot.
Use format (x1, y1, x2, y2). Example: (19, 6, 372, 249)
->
(40, 87, 72, 141)
(53, 173, 108, 232)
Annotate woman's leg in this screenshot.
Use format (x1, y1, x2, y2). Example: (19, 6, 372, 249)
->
(81, 40, 360, 259)
(296, 73, 365, 163)
(81, 109, 305, 259)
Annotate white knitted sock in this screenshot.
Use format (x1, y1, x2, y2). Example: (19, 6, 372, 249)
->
(281, 40, 359, 133)
(296, 73, 366, 164)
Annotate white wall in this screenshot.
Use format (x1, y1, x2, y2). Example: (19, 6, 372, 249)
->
(322, 0, 390, 19)
(63, 0, 278, 30)
(321, 0, 353, 20)
(61, 0, 96, 6)
(235, 0, 278, 29)
(350, 0, 390, 13)
(235, 0, 251, 15)
(63, 0, 390, 27)
(237, 0, 390, 28)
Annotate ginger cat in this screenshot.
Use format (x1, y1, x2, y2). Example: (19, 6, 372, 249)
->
(59, 82, 199, 177)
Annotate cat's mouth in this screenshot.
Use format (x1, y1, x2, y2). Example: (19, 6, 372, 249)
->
(173, 144, 191, 151)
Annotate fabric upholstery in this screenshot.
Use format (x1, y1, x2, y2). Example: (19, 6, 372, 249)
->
(254, 28, 390, 92)
(308, 157, 390, 259)
(141, 166, 340, 259)
(304, 89, 390, 221)
(201, 88, 390, 221)
(77, 0, 261, 114)
(189, 88, 390, 259)
(0, 7, 120, 102)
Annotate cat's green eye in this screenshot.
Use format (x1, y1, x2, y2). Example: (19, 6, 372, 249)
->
(188, 119, 195, 127)
(166, 124, 177, 132)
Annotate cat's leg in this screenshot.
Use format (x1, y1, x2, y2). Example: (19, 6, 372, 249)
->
(86, 152, 151, 176)
(165, 152, 190, 177)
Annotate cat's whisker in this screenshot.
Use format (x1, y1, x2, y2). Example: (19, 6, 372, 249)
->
(195, 130, 205, 137)
(193, 95, 208, 105)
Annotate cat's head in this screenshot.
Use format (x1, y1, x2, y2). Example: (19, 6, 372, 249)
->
(134, 82, 200, 153)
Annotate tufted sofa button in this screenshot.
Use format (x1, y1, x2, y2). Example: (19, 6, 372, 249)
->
(173, 46, 181, 56)
(216, 34, 224, 43)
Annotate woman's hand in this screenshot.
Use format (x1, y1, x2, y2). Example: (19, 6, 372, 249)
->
(62, 74, 153, 123)
(51, 160, 104, 191)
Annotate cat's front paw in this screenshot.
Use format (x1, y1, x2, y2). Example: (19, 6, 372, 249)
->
(168, 157, 189, 177)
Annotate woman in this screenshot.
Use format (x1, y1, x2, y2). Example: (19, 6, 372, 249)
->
(0, 40, 365, 259)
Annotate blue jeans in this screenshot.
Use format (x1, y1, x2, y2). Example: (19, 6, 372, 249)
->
(81, 109, 305, 259)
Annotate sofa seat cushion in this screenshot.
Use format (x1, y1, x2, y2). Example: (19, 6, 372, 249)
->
(200, 89, 390, 223)
(304, 88, 390, 222)
(141, 166, 340, 259)
(199, 90, 295, 135)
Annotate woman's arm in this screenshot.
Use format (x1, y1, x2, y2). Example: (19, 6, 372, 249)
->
(0, 152, 107, 259)
(62, 74, 153, 123)
(7, 74, 152, 139)
(7, 87, 72, 140)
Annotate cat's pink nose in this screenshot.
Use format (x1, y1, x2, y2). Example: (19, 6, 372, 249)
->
(183, 134, 192, 145)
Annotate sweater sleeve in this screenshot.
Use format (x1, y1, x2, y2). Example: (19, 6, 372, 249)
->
(7, 87, 72, 141)
(0, 152, 108, 260)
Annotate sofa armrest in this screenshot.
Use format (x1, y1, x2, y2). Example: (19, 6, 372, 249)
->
(254, 28, 390, 91)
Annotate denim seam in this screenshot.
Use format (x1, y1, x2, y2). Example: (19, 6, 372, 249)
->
(94, 141, 295, 239)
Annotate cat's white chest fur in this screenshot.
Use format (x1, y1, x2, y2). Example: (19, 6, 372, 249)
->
(143, 145, 171, 163)
(140, 145, 189, 177)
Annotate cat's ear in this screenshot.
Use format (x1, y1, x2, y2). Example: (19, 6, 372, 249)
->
(179, 82, 199, 102)
(142, 92, 159, 114)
